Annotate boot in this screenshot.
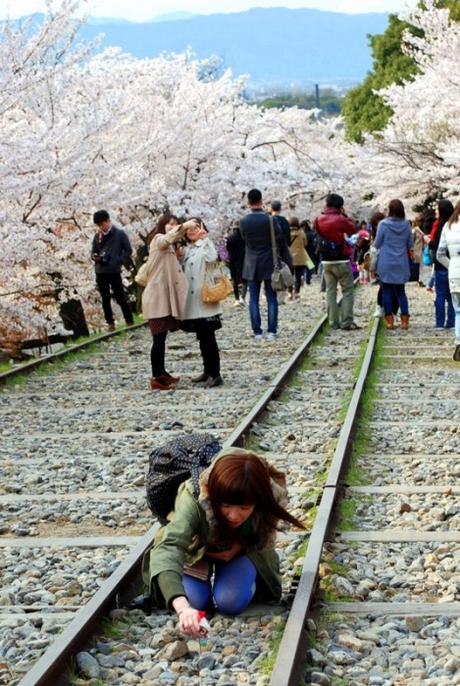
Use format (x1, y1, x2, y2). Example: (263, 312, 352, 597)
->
(400, 314, 410, 330)
(384, 314, 394, 329)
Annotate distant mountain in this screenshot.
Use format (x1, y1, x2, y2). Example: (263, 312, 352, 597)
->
(21, 8, 390, 88)
(149, 12, 196, 23)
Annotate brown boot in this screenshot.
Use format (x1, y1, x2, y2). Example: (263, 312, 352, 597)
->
(384, 314, 394, 329)
(401, 314, 410, 330)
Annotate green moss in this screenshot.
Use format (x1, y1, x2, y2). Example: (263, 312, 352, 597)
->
(257, 620, 286, 676)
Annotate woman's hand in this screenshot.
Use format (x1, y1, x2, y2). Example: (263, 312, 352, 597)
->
(177, 607, 202, 636)
(207, 540, 242, 562)
(172, 596, 201, 636)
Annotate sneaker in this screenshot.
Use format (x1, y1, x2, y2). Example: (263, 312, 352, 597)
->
(341, 322, 361, 330)
(232, 300, 241, 307)
(107, 323, 115, 332)
(254, 334, 264, 342)
(373, 305, 384, 318)
(266, 332, 277, 341)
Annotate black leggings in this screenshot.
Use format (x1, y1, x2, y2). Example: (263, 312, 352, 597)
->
(196, 327, 220, 377)
(151, 332, 167, 377)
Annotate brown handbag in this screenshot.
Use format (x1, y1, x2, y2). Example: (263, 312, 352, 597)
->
(201, 263, 233, 303)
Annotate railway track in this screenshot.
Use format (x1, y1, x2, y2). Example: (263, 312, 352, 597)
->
(4, 283, 455, 686)
(0, 284, 331, 686)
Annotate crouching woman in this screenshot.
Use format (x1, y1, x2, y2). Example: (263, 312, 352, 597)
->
(142, 448, 305, 636)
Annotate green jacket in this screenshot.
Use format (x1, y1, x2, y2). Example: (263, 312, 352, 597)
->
(142, 448, 286, 608)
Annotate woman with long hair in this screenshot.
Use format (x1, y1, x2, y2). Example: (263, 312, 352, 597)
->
(374, 199, 413, 329)
(287, 216, 308, 299)
(141, 214, 197, 391)
(143, 448, 305, 636)
(437, 201, 460, 360)
(428, 199, 455, 329)
(181, 219, 224, 388)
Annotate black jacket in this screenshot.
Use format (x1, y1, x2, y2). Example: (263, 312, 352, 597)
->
(91, 225, 132, 274)
(240, 209, 292, 281)
(226, 230, 246, 279)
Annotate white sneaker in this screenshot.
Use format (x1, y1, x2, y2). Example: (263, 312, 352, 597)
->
(254, 334, 264, 342)
(266, 332, 277, 342)
(373, 305, 384, 318)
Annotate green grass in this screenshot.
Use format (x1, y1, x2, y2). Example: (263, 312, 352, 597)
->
(257, 620, 286, 676)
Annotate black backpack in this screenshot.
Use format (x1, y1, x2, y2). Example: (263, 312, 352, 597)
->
(146, 433, 222, 523)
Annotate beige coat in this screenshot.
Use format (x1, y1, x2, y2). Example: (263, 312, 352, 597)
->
(141, 229, 189, 320)
(290, 228, 308, 267)
(182, 237, 223, 320)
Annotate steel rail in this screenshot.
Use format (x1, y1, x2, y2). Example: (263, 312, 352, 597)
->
(269, 317, 380, 686)
(0, 322, 148, 387)
(18, 313, 329, 686)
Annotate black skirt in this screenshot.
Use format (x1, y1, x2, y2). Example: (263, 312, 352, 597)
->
(180, 316, 222, 334)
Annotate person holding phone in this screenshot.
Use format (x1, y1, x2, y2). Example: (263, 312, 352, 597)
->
(142, 215, 198, 390)
(180, 219, 224, 388)
(142, 448, 305, 636)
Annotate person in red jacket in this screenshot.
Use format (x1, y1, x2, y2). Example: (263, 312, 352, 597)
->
(314, 193, 359, 330)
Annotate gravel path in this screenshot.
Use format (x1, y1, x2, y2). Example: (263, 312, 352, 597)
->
(309, 284, 460, 686)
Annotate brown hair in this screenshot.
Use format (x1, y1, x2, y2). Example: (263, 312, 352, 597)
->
(147, 214, 179, 246)
(388, 199, 405, 219)
(448, 200, 460, 227)
(369, 211, 385, 241)
(289, 216, 300, 228)
(207, 452, 305, 535)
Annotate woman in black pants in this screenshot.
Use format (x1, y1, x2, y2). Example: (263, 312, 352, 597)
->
(181, 220, 224, 388)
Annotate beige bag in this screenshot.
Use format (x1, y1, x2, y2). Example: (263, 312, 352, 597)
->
(135, 261, 150, 287)
(201, 263, 233, 303)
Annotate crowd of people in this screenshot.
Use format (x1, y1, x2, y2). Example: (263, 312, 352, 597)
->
(90, 192, 460, 390)
(89, 191, 460, 633)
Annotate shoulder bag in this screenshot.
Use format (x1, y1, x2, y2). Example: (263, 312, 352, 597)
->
(201, 262, 233, 303)
(270, 216, 294, 291)
(134, 260, 150, 287)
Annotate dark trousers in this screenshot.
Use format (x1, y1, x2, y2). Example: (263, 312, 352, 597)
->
(151, 332, 167, 377)
(196, 326, 220, 377)
(434, 270, 455, 328)
(381, 283, 409, 316)
(96, 273, 133, 325)
(293, 266, 304, 293)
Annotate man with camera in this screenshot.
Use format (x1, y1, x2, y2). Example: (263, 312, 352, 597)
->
(91, 209, 134, 331)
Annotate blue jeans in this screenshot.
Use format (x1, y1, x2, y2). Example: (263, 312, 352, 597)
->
(452, 292, 460, 344)
(248, 280, 278, 335)
(183, 555, 257, 615)
(434, 270, 455, 328)
(381, 283, 409, 316)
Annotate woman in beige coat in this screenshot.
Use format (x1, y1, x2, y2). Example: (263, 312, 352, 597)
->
(288, 217, 309, 299)
(142, 215, 197, 390)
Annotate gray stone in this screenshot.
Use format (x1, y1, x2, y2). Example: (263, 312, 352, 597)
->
(76, 652, 101, 679)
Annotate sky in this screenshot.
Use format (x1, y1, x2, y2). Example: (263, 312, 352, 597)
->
(1, 0, 418, 21)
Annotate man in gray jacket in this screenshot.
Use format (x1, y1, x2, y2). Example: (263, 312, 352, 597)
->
(91, 210, 134, 330)
(240, 189, 291, 341)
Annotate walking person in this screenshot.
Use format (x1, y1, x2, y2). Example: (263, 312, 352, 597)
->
(141, 215, 195, 391)
(302, 220, 319, 281)
(91, 210, 134, 330)
(374, 199, 413, 330)
(142, 447, 305, 634)
(436, 201, 460, 360)
(240, 189, 292, 341)
(314, 193, 359, 330)
(226, 220, 247, 306)
(181, 220, 224, 388)
(287, 217, 308, 300)
(428, 200, 455, 330)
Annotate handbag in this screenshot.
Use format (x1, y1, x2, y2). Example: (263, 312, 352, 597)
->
(422, 245, 433, 266)
(269, 216, 294, 291)
(201, 263, 233, 303)
(134, 260, 150, 287)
